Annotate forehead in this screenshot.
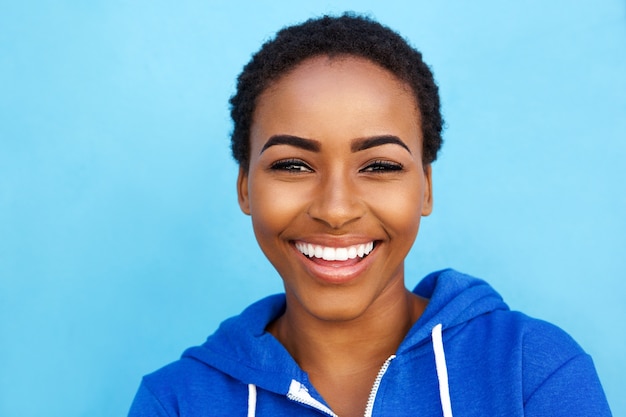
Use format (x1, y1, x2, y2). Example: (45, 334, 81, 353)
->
(250, 56, 422, 150)
(261, 55, 416, 108)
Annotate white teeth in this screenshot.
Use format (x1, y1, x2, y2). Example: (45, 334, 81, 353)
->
(322, 247, 335, 261)
(295, 241, 375, 261)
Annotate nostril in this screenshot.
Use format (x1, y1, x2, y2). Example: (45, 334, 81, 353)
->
(306, 190, 366, 229)
(307, 205, 366, 229)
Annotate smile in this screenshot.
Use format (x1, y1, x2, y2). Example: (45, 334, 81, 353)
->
(294, 241, 375, 261)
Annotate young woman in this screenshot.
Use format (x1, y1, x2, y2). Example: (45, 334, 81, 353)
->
(128, 14, 611, 417)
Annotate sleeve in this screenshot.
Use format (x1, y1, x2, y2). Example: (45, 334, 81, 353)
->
(127, 379, 174, 417)
(524, 353, 612, 416)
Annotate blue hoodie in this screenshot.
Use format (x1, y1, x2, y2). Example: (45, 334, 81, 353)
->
(128, 269, 611, 416)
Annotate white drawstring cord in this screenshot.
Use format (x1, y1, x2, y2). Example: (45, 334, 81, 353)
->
(247, 383, 257, 417)
(432, 323, 453, 417)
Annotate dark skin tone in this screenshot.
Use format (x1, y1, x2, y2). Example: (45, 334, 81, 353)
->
(267, 291, 427, 417)
(238, 56, 432, 417)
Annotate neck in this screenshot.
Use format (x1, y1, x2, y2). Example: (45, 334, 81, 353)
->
(268, 284, 427, 376)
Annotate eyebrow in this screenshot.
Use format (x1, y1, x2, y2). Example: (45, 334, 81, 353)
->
(351, 135, 411, 154)
(259, 134, 411, 154)
(260, 135, 321, 154)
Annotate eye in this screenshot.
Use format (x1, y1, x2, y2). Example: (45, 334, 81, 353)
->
(360, 160, 404, 173)
(270, 159, 314, 173)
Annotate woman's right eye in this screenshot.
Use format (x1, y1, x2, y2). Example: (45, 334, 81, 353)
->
(269, 159, 313, 173)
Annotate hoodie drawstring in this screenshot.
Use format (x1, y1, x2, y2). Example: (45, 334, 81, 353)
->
(247, 383, 257, 417)
(432, 323, 453, 417)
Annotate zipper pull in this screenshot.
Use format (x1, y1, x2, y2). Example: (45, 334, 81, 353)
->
(287, 380, 339, 417)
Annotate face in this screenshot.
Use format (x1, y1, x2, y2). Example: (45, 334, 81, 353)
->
(238, 55, 433, 322)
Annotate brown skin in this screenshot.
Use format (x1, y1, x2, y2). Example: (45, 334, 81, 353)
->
(237, 55, 432, 417)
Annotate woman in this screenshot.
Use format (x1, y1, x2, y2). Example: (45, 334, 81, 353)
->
(128, 14, 611, 417)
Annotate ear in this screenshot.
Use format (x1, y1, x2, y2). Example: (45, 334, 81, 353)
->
(237, 167, 251, 215)
(421, 164, 433, 216)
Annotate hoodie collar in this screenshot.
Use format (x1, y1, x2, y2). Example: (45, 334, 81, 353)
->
(183, 269, 509, 393)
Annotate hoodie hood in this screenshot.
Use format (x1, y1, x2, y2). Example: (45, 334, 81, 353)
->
(398, 268, 508, 353)
(183, 269, 508, 396)
(183, 292, 301, 396)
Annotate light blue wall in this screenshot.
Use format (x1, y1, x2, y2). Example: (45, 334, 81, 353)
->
(1, 1, 624, 415)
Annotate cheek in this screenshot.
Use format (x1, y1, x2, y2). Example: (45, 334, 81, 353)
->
(248, 177, 308, 240)
(366, 183, 423, 237)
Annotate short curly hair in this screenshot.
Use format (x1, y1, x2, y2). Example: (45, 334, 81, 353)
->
(230, 13, 443, 170)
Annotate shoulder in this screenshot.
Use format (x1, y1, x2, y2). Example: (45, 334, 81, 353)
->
(128, 294, 291, 417)
(130, 357, 248, 416)
(467, 309, 587, 370)
(474, 310, 609, 412)
(494, 310, 583, 354)
(444, 309, 589, 393)
(509, 313, 611, 414)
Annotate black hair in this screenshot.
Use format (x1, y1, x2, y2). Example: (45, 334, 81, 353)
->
(230, 13, 443, 169)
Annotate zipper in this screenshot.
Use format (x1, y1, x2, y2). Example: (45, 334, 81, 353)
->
(287, 379, 339, 417)
(363, 355, 395, 417)
(287, 355, 396, 417)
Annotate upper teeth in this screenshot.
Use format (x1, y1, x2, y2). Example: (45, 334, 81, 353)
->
(295, 242, 374, 261)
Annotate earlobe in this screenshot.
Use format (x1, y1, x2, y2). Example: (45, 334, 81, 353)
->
(237, 167, 251, 215)
(421, 165, 433, 216)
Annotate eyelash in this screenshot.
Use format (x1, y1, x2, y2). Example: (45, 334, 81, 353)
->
(270, 159, 313, 173)
(360, 160, 404, 173)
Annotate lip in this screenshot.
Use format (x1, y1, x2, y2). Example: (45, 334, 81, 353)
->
(290, 239, 379, 285)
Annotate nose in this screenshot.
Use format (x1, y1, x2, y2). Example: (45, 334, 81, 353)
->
(307, 172, 366, 229)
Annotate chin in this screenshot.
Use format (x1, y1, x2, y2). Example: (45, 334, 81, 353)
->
(296, 291, 374, 323)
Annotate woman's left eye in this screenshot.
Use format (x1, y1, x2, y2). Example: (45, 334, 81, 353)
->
(361, 160, 404, 173)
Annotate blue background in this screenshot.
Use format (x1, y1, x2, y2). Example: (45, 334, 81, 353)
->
(1, 1, 624, 415)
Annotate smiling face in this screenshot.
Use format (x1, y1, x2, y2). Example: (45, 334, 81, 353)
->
(238, 55, 433, 322)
